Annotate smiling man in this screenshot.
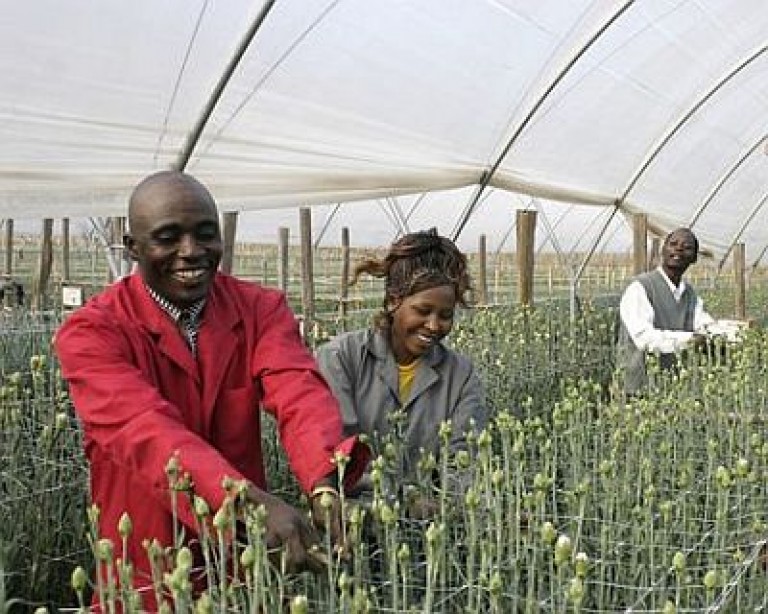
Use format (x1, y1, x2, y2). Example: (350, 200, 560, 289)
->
(54, 171, 367, 606)
(617, 227, 715, 395)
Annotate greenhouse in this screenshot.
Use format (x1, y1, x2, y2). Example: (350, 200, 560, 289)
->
(2, 0, 768, 611)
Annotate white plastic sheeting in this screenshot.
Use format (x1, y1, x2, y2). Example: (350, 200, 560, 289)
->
(1, 0, 766, 259)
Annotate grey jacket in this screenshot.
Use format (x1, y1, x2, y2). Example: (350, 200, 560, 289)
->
(316, 328, 487, 481)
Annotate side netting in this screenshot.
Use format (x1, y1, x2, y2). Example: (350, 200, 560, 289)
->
(4, 303, 768, 611)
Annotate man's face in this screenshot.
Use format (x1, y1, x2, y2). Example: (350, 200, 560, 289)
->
(126, 178, 222, 307)
(661, 229, 698, 275)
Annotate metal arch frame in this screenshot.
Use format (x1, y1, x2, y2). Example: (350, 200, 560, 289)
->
(450, 0, 636, 241)
(89, 217, 126, 280)
(174, 0, 277, 172)
(314, 203, 343, 248)
(189, 1, 342, 167)
(686, 133, 768, 228)
(750, 243, 768, 271)
(153, 0, 211, 165)
(376, 199, 406, 238)
(387, 197, 411, 237)
(715, 191, 768, 273)
(617, 45, 768, 209)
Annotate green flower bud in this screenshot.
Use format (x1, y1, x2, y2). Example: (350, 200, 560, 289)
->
(193, 496, 210, 518)
(426, 522, 443, 546)
(71, 566, 88, 592)
(318, 491, 336, 510)
(714, 465, 731, 489)
(118, 512, 133, 539)
(567, 577, 584, 604)
(477, 429, 492, 450)
(338, 571, 352, 593)
(213, 502, 232, 531)
(195, 592, 213, 614)
(378, 502, 396, 525)
(540, 521, 557, 545)
(554, 534, 572, 566)
(383, 442, 397, 461)
(165, 455, 181, 478)
(95, 538, 114, 562)
(455, 450, 471, 469)
(703, 569, 719, 590)
(176, 546, 193, 571)
(240, 545, 256, 568)
(488, 570, 503, 597)
(574, 552, 589, 577)
(672, 551, 686, 574)
(735, 458, 749, 478)
(289, 595, 309, 614)
(333, 451, 350, 469)
(54, 412, 68, 432)
(465, 488, 479, 510)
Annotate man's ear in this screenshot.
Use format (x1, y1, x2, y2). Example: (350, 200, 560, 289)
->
(124, 233, 139, 261)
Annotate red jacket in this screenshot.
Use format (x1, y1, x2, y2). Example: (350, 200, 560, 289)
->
(55, 273, 366, 595)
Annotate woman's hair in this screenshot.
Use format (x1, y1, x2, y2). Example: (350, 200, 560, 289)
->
(352, 228, 471, 330)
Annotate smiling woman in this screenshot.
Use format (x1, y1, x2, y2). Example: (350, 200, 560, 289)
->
(316, 229, 487, 506)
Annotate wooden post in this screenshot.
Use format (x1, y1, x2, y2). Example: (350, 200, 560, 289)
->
(516, 210, 537, 307)
(299, 208, 315, 333)
(734, 242, 746, 320)
(277, 227, 289, 292)
(339, 227, 350, 325)
(649, 236, 660, 270)
(476, 234, 488, 305)
(35, 218, 54, 310)
(107, 216, 127, 281)
(220, 211, 238, 274)
(632, 213, 648, 275)
(3, 219, 12, 278)
(62, 218, 71, 282)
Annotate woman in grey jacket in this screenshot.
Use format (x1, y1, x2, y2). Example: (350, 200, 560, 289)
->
(316, 229, 487, 512)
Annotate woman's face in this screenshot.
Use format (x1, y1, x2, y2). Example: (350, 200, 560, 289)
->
(389, 284, 456, 365)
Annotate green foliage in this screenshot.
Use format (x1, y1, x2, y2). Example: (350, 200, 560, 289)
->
(3, 277, 768, 610)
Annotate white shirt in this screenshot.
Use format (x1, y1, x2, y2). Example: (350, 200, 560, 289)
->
(619, 267, 714, 354)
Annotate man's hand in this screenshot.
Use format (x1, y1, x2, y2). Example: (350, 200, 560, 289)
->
(244, 485, 325, 574)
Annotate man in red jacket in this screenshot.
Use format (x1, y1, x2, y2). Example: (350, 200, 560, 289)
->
(55, 171, 367, 604)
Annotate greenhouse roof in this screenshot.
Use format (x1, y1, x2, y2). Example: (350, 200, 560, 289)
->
(1, 0, 767, 260)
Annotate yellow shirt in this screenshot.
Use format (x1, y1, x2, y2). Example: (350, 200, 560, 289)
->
(398, 359, 420, 405)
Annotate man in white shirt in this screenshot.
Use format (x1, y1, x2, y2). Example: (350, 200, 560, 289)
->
(617, 228, 714, 395)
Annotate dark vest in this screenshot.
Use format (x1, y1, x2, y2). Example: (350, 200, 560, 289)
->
(618, 269, 697, 394)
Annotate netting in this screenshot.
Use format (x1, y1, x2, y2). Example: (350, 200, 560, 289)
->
(3, 286, 768, 611)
